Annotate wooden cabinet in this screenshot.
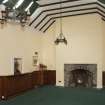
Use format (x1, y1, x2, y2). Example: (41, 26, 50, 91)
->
(103, 71, 105, 87)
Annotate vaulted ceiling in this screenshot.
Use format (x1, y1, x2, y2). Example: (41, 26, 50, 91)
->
(29, 0, 105, 32)
(1, 0, 105, 32)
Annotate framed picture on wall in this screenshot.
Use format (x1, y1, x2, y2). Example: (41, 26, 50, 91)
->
(14, 58, 22, 75)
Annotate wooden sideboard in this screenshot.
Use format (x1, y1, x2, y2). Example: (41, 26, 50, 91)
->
(103, 71, 105, 87)
(0, 70, 56, 100)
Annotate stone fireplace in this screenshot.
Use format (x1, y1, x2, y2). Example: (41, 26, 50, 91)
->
(64, 64, 97, 88)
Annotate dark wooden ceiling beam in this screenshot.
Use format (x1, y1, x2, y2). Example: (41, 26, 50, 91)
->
(43, 20, 56, 33)
(29, 2, 97, 26)
(35, 7, 97, 29)
(42, 12, 98, 32)
(36, 2, 105, 31)
(40, 7, 105, 32)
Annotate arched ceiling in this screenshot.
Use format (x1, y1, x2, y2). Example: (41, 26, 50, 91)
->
(1, 0, 105, 32)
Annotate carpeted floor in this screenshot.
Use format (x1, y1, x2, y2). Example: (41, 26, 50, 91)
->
(0, 86, 105, 105)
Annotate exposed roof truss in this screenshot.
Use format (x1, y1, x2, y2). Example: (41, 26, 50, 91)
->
(29, 0, 105, 32)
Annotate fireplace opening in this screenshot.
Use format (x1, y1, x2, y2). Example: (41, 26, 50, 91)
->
(64, 64, 97, 88)
(69, 69, 93, 87)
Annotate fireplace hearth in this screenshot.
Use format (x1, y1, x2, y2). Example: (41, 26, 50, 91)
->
(64, 64, 97, 88)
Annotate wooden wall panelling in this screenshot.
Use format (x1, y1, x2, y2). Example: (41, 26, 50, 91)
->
(0, 73, 34, 100)
(33, 70, 56, 86)
(0, 77, 3, 99)
(103, 71, 105, 87)
(32, 71, 42, 86)
(45, 70, 56, 85)
(37, 70, 56, 85)
(0, 70, 56, 100)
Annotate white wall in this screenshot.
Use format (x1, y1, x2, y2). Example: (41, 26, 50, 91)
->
(102, 19, 105, 71)
(55, 14, 103, 88)
(42, 14, 104, 88)
(41, 24, 56, 70)
(0, 14, 104, 89)
(0, 23, 42, 75)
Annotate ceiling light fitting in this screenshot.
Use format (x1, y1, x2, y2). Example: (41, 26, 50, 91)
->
(0, 1, 31, 27)
(54, 0, 67, 45)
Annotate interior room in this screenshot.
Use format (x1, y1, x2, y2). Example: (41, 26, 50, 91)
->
(0, 0, 105, 105)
